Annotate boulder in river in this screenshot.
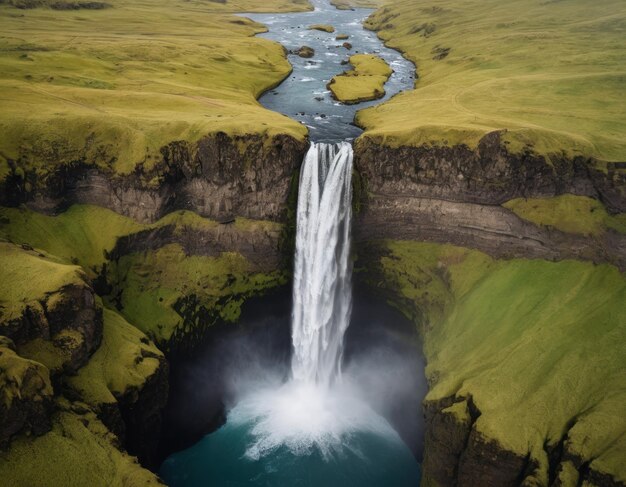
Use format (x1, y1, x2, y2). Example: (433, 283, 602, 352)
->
(293, 46, 315, 58)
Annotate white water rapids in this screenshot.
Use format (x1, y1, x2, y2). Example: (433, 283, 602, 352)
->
(291, 141, 354, 386)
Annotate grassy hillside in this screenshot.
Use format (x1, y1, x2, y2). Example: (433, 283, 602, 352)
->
(357, 0, 626, 162)
(0, 0, 309, 183)
(0, 241, 85, 322)
(0, 408, 162, 486)
(503, 194, 626, 237)
(371, 241, 626, 483)
(329, 54, 392, 104)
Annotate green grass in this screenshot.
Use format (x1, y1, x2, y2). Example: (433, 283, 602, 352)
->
(0, 408, 162, 486)
(331, 0, 381, 9)
(373, 241, 626, 483)
(67, 307, 162, 406)
(107, 243, 287, 343)
(503, 194, 626, 236)
(0, 339, 53, 414)
(0, 0, 309, 182)
(357, 0, 626, 162)
(328, 54, 392, 104)
(0, 241, 84, 322)
(0, 205, 143, 273)
(0, 205, 279, 276)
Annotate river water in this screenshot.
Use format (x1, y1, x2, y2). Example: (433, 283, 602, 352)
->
(246, 0, 415, 141)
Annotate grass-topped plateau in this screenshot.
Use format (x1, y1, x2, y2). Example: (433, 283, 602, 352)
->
(0, 0, 310, 183)
(357, 0, 626, 163)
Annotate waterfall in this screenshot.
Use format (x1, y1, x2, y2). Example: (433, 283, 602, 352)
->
(291, 141, 354, 387)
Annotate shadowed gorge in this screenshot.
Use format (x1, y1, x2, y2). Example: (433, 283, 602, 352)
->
(0, 0, 624, 485)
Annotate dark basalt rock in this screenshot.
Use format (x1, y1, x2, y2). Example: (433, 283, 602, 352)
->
(118, 354, 169, 470)
(1, 132, 308, 224)
(354, 131, 626, 269)
(1, 283, 103, 375)
(108, 221, 282, 272)
(355, 131, 626, 213)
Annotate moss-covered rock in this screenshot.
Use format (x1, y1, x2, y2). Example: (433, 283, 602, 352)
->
(0, 405, 163, 487)
(0, 242, 103, 375)
(503, 194, 626, 237)
(308, 24, 335, 33)
(66, 308, 167, 467)
(0, 336, 53, 447)
(106, 243, 288, 349)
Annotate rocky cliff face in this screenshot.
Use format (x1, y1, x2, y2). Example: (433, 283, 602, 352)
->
(354, 132, 626, 269)
(2, 132, 308, 223)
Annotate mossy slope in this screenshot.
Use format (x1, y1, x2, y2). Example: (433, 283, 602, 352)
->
(358, 0, 626, 161)
(67, 308, 163, 408)
(370, 241, 626, 483)
(0, 408, 162, 486)
(329, 54, 392, 104)
(503, 194, 626, 237)
(1, 205, 287, 346)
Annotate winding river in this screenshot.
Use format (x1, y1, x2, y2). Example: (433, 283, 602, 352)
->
(247, 0, 415, 141)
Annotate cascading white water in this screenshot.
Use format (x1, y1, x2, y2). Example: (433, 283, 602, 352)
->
(291, 141, 354, 387)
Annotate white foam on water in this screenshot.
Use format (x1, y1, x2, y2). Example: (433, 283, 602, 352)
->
(230, 381, 399, 461)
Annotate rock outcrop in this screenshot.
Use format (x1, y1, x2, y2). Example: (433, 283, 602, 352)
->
(0, 337, 53, 447)
(355, 132, 626, 213)
(2, 132, 308, 224)
(354, 132, 626, 269)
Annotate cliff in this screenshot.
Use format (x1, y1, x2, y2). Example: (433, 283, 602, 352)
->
(357, 241, 626, 487)
(354, 132, 626, 270)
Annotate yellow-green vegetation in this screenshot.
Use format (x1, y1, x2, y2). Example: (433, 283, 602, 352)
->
(503, 194, 626, 236)
(67, 308, 162, 407)
(358, 0, 626, 162)
(0, 241, 84, 322)
(0, 205, 287, 346)
(376, 241, 626, 483)
(0, 408, 162, 486)
(308, 24, 335, 33)
(0, 205, 264, 275)
(329, 54, 392, 104)
(0, 205, 143, 273)
(107, 243, 288, 343)
(0, 0, 309, 184)
(331, 0, 381, 9)
(0, 338, 53, 414)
